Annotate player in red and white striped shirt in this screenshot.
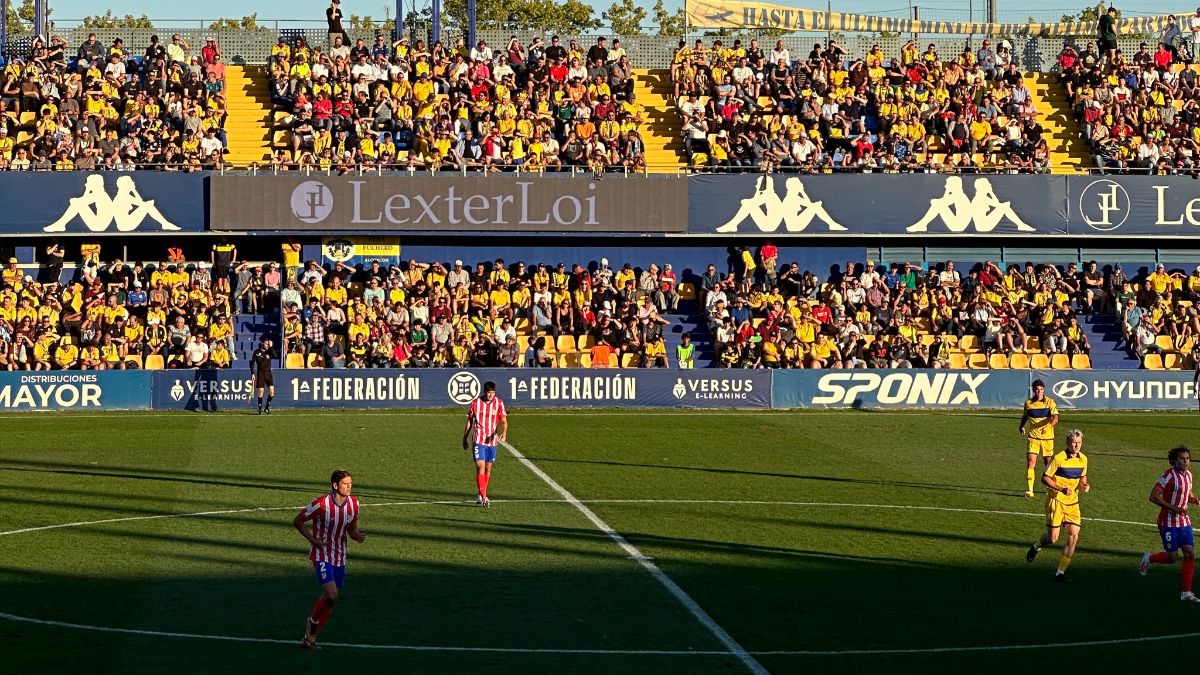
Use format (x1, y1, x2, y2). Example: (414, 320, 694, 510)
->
(463, 381, 507, 507)
(294, 469, 366, 648)
(1139, 447, 1200, 602)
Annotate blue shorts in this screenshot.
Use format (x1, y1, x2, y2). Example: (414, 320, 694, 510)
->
(1161, 526, 1195, 553)
(314, 561, 345, 588)
(473, 444, 497, 463)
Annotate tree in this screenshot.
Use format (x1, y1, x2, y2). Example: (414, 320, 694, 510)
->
(441, 0, 600, 36)
(81, 10, 154, 29)
(1058, 2, 1146, 39)
(652, 0, 686, 36)
(604, 0, 646, 36)
(209, 14, 261, 31)
(6, 0, 46, 35)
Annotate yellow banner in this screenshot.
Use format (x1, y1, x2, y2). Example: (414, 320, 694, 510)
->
(684, 0, 1176, 36)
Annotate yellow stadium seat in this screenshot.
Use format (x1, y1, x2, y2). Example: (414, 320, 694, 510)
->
(959, 335, 979, 352)
(144, 354, 164, 370)
(578, 353, 592, 368)
(620, 352, 639, 368)
(967, 353, 988, 369)
(558, 352, 581, 368)
(1009, 353, 1030, 369)
(919, 334, 936, 346)
(1050, 353, 1071, 369)
(514, 318, 531, 333)
(1143, 353, 1164, 370)
(1180, 337, 1195, 354)
(914, 318, 931, 332)
(1030, 353, 1051, 369)
(307, 353, 324, 368)
(752, 318, 764, 328)
(123, 354, 143, 369)
(556, 335, 577, 353)
(577, 334, 595, 351)
(678, 283, 696, 301)
(948, 352, 967, 369)
(1156, 335, 1175, 352)
(861, 335, 875, 347)
(1025, 337, 1041, 353)
(516, 336, 530, 354)
(1071, 354, 1091, 369)
(607, 353, 619, 368)
(285, 353, 305, 369)
(989, 353, 1009, 369)
(542, 338, 556, 354)
(1166, 353, 1184, 369)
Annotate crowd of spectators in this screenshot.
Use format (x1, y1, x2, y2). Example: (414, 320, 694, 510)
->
(0, 32, 229, 170)
(1059, 31, 1200, 173)
(701, 246, 1199, 370)
(270, 32, 648, 174)
(0, 241, 254, 370)
(672, 36, 1050, 173)
(282, 256, 682, 368)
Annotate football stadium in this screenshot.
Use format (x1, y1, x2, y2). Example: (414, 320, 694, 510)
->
(5, 1, 1200, 672)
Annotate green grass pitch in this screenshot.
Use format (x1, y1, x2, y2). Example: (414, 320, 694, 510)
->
(2, 409, 1199, 674)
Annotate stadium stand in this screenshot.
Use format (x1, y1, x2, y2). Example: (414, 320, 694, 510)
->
(266, 34, 651, 173)
(670, 35, 1059, 173)
(0, 32, 230, 170)
(1057, 38, 1200, 173)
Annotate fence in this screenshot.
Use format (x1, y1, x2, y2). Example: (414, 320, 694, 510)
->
(3, 368, 1194, 411)
(0, 24, 1176, 70)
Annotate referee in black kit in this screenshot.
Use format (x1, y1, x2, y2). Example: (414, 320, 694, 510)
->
(252, 338, 278, 414)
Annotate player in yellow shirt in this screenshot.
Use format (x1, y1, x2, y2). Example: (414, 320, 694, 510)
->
(1019, 379, 1059, 497)
(1026, 429, 1089, 582)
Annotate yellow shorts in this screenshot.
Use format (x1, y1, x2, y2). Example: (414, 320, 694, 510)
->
(1046, 498, 1081, 528)
(1027, 438, 1055, 457)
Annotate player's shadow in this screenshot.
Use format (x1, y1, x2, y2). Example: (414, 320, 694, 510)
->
(520, 456, 1019, 498)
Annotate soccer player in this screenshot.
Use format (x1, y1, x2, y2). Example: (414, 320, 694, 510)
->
(463, 380, 507, 507)
(1026, 429, 1089, 582)
(1138, 446, 1200, 602)
(251, 337, 276, 414)
(1019, 379, 1059, 497)
(294, 469, 365, 649)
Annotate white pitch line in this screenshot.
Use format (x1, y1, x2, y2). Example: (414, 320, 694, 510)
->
(0, 498, 1157, 538)
(499, 441, 770, 675)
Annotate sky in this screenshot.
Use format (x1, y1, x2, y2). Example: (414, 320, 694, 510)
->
(44, 0, 1200, 27)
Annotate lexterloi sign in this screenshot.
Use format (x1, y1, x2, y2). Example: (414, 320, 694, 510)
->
(209, 176, 686, 233)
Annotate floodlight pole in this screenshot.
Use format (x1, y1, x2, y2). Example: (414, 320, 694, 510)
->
(395, 0, 403, 41)
(467, 0, 476, 50)
(432, 0, 441, 44)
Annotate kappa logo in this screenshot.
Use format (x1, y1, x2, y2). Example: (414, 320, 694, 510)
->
(906, 177, 1034, 233)
(291, 180, 334, 224)
(1079, 179, 1130, 231)
(1052, 379, 1089, 400)
(44, 175, 181, 233)
(716, 175, 846, 233)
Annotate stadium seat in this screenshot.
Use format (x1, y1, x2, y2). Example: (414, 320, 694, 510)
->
(558, 352, 581, 368)
(989, 353, 1009, 369)
(144, 354, 164, 370)
(948, 352, 967, 369)
(285, 353, 305, 369)
(556, 335, 577, 353)
(542, 338, 556, 354)
(959, 335, 979, 352)
(1050, 354, 1071, 369)
(1025, 337, 1041, 353)
(1070, 354, 1091, 369)
(1166, 353, 1184, 369)
(678, 283, 696, 301)
(607, 353, 619, 368)
(620, 353, 638, 368)
(1180, 337, 1195, 354)
(861, 335, 875, 347)
(577, 334, 595, 351)
(752, 318, 764, 329)
(579, 353, 592, 368)
(1155, 335, 1175, 352)
(124, 354, 143, 369)
(1030, 354, 1051, 369)
(967, 353, 988, 369)
(516, 336, 530, 354)
(919, 334, 936, 346)
(1009, 353, 1030, 369)
(1143, 353, 1164, 370)
(307, 353, 324, 368)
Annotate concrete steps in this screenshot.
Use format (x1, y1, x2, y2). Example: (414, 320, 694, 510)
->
(223, 65, 273, 165)
(633, 67, 685, 173)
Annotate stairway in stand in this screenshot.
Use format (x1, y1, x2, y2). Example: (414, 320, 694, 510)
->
(1080, 313, 1139, 369)
(632, 68, 686, 173)
(223, 65, 273, 166)
(1024, 72, 1092, 174)
(234, 313, 281, 362)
